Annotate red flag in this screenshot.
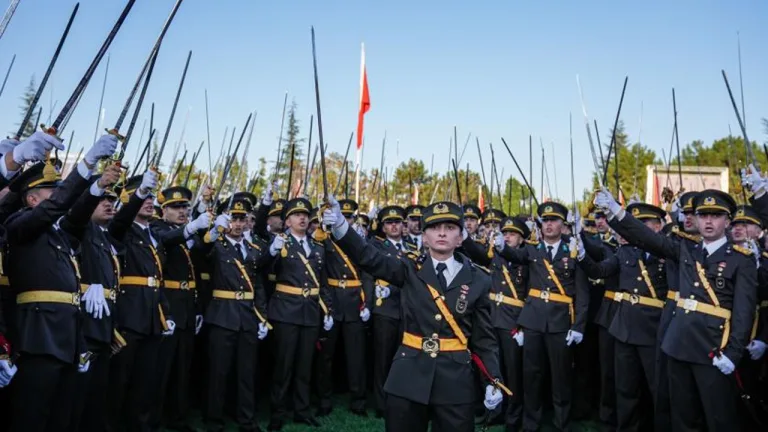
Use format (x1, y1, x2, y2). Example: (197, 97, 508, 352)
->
(356, 43, 370, 150)
(652, 173, 660, 206)
(478, 185, 485, 210)
(412, 183, 419, 205)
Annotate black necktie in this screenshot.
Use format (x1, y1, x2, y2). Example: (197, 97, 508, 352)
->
(299, 239, 306, 256)
(546, 245, 554, 260)
(235, 243, 244, 259)
(702, 247, 709, 264)
(436, 262, 448, 291)
(396, 243, 402, 251)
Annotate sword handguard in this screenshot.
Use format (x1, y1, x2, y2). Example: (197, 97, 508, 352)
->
(106, 128, 126, 141)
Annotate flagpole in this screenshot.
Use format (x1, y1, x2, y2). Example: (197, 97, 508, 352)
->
(354, 146, 360, 203)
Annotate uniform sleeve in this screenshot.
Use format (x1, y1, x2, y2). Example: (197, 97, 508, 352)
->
(157, 225, 186, 247)
(59, 186, 102, 240)
(611, 212, 680, 261)
(750, 193, 768, 227)
(497, 243, 530, 265)
(108, 192, 144, 241)
(469, 274, 502, 382)
(253, 268, 268, 321)
(581, 233, 607, 260)
(461, 237, 493, 266)
(318, 248, 333, 315)
(253, 202, 270, 241)
(334, 227, 408, 288)
(577, 250, 620, 279)
(362, 270, 375, 311)
(572, 266, 590, 334)
(723, 256, 758, 364)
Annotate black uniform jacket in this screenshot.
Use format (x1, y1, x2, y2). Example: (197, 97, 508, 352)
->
(579, 244, 668, 346)
(198, 235, 269, 332)
(582, 232, 620, 328)
(5, 170, 91, 363)
(267, 233, 332, 327)
(336, 228, 500, 406)
(152, 220, 200, 330)
(614, 212, 757, 365)
(109, 192, 171, 336)
(323, 237, 374, 322)
(756, 251, 768, 344)
(495, 236, 589, 334)
(60, 190, 122, 346)
(368, 236, 411, 320)
(462, 239, 528, 331)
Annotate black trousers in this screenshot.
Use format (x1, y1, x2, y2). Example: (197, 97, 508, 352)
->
(10, 354, 78, 432)
(270, 322, 318, 421)
(315, 319, 367, 411)
(522, 329, 573, 431)
(571, 322, 599, 419)
(106, 331, 161, 432)
(372, 315, 400, 413)
(667, 355, 740, 431)
(151, 326, 195, 428)
(614, 340, 655, 432)
(69, 341, 111, 432)
(598, 325, 617, 426)
(206, 324, 260, 430)
(654, 348, 673, 431)
(385, 394, 474, 432)
(496, 328, 523, 429)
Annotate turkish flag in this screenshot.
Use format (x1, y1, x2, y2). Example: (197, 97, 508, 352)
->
(356, 43, 370, 150)
(478, 184, 485, 210)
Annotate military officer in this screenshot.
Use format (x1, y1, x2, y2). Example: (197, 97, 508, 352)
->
(461, 216, 530, 430)
(595, 188, 757, 430)
(481, 207, 505, 233)
(253, 184, 283, 298)
(266, 197, 333, 430)
(315, 199, 373, 417)
(324, 198, 506, 432)
(201, 197, 271, 432)
(576, 203, 669, 431)
(463, 204, 481, 238)
(491, 201, 589, 431)
(106, 171, 176, 432)
(404, 204, 424, 250)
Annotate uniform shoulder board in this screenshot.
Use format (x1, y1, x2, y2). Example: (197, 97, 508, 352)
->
(732, 244, 753, 256)
(525, 239, 539, 246)
(476, 237, 488, 245)
(472, 263, 491, 274)
(673, 230, 701, 243)
(312, 229, 329, 242)
(246, 240, 261, 250)
(762, 251, 768, 259)
(375, 235, 386, 242)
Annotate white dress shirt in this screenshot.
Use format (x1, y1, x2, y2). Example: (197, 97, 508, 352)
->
(431, 255, 461, 286)
(387, 237, 405, 252)
(291, 234, 312, 256)
(226, 235, 247, 259)
(542, 239, 562, 260)
(702, 236, 727, 257)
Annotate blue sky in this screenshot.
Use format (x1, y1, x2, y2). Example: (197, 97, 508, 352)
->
(0, 0, 766, 199)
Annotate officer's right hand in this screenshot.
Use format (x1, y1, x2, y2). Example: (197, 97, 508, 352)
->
(0, 137, 20, 156)
(97, 165, 121, 189)
(0, 358, 17, 388)
(375, 285, 390, 299)
(261, 181, 275, 205)
(512, 329, 524, 346)
(257, 322, 269, 340)
(747, 340, 767, 360)
(214, 214, 230, 231)
(85, 134, 118, 167)
(360, 307, 371, 322)
(743, 164, 765, 196)
(322, 194, 344, 229)
(269, 234, 286, 257)
(493, 231, 505, 251)
(12, 131, 64, 165)
(139, 169, 159, 196)
(186, 211, 211, 234)
(594, 187, 621, 216)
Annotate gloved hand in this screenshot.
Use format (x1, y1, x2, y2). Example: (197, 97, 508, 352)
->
(743, 164, 766, 196)
(712, 353, 735, 375)
(195, 315, 203, 335)
(512, 329, 524, 346)
(747, 340, 767, 360)
(573, 208, 582, 236)
(261, 181, 275, 205)
(83, 284, 110, 319)
(0, 359, 18, 388)
(565, 329, 583, 346)
(323, 315, 334, 331)
(163, 320, 176, 336)
(257, 322, 269, 340)
(185, 211, 211, 236)
(484, 385, 503, 410)
(269, 234, 286, 257)
(594, 187, 621, 216)
(367, 206, 378, 220)
(375, 285, 391, 299)
(322, 194, 345, 229)
(574, 237, 586, 260)
(214, 214, 230, 231)
(494, 232, 505, 251)
(353, 223, 366, 238)
(360, 307, 371, 322)
(84, 134, 118, 166)
(78, 353, 91, 373)
(0, 137, 20, 156)
(12, 131, 64, 165)
(670, 195, 681, 214)
(139, 169, 159, 196)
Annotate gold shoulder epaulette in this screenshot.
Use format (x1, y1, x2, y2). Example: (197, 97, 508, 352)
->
(472, 263, 491, 274)
(762, 251, 768, 259)
(312, 229, 329, 242)
(525, 239, 539, 246)
(246, 240, 261, 251)
(476, 237, 487, 245)
(673, 229, 701, 243)
(733, 244, 753, 256)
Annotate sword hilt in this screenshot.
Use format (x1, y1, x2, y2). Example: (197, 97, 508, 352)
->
(40, 123, 62, 141)
(105, 128, 125, 141)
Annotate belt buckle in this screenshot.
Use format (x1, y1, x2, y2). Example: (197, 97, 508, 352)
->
(494, 292, 504, 304)
(180, 281, 189, 290)
(338, 279, 347, 288)
(540, 290, 550, 302)
(675, 292, 680, 302)
(682, 298, 698, 313)
(629, 294, 640, 305)
(422, 334, 440, 358)
(613, 292, 623, 302)
(235, 291, 245, 300)
(147, 277, 156, 288)
(72, 292, 81, 306)
(302, 288, 311, 297)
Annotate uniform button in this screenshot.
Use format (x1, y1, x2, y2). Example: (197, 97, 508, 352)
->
(401, 353, 406, 357)
(694, 282, 699, 287)
(690, 295, 695, 299)
(547, 276, 552, 280)
(430, 353, 437, 358)
(719, 325, 724, 329)
(440, 296, 445, 301)
(633, 289, 638, 293)
(432, 333, 438, 338)
(435, 314, 442, 321)
(637, 277, 642, 281)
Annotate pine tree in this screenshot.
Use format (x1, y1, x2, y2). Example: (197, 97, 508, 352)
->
(15, 75, 38, 138)
(276, 100, 304, 196)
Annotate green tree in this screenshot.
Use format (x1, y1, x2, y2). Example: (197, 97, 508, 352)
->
(276, 100, 305, 196)
(591, 120, 658, 201)
(15, 75, 37, 138)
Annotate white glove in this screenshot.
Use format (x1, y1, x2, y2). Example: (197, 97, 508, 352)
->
(594, 187, 621, 216)
(513, 329, 524, 346)
(78, 353, 91, 373)
(0, 138, 20, 156)
(483, 384, 503, 410)
(269, 235, 286, 257)
(712, 353, 736, 375)
(83, 283, 110, 320)
(214, 214, 230, 231)
(322, 194, 345, 229)
(573, 209, 582, 236)
(323, 315, 334, 331)
(743, 164, 766, 196)
(12, 131, 64, 165)
(670, 196, 681, 214)
(85, 134, 118, 166)
(574, 237, 585, 261)
(0, 359, 18, 388)
(747, 340, 767, 360)
(195, 315, 203, 335)
(258, 322, 269, 340)
(163, 320, 176, 336)
(494, 232, 505, 251)
(367, 206, 378, 220)
(360, 307, 371, 322)
(262, 181, 275, 205)
(565, 329, 583, 346)
(353, 223, 366, 238)
(375, 285, 391, 299)
(139, 170, 159, 196)
(186, 211, 211, 236)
